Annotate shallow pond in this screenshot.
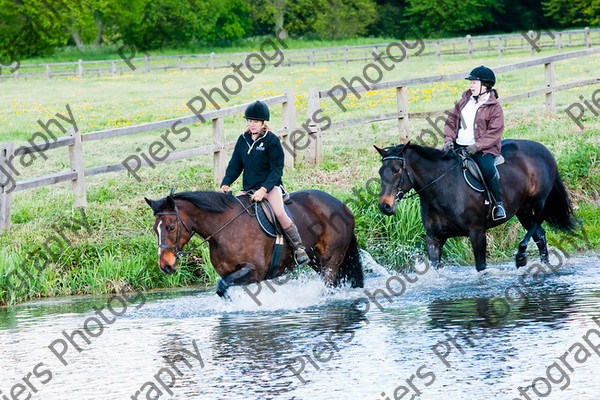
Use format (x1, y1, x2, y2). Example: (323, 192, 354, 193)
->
(1, 252, 599, 400)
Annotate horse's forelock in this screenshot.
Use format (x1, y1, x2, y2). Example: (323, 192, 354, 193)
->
(148, 198, 168, 215)
(383, 144, 406, 158)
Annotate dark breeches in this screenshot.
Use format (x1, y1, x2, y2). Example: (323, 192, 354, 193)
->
(473, 152, 502, 202)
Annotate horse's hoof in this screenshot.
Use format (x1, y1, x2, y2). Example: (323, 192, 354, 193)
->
(216, 280, 231, 301)
(476, 265, 486, 272)
(217, 290, 232, 301)
(515, 254, 527, 268)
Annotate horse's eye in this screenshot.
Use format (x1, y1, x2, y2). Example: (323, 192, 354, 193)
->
(168, 225, 175, 232)
(392, 167, 400, 174)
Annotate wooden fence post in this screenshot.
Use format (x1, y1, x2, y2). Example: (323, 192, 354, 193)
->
(209, 52, 216, 69)
(497, 37, 503, 58)
(344, 45, 349, 63)
(77, 59, 83, 78)
(528, 30, 535, 55)
(144, 54, 150, 73)
(178, 56, 183, 71)
(306, 88, 322, 165)
(396, 86, 409, 141)
(435, 42, 440, 62)
(545, 62, 556, 113)
(45, 64, 51, 79)
(111, 61, 116, 76)
(68, 128, 87, 207)
(212, 117, 226, 184)
(585, 27, 591, 47)
(0, 142, 15, 233)
(282, 89, 296, 167)
(466, 35, 472, 59)
(557, 33, 563, 53)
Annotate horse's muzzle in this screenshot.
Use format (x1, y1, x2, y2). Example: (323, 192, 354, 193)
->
(161, 264, 175, 275)
(378, 201, 396, 216)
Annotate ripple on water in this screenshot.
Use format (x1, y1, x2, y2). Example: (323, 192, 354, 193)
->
(1, 253, 599, 399)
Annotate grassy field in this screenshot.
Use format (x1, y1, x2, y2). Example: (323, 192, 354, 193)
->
(0, 38, 599, 305)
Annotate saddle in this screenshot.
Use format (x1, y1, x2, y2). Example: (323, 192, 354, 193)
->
(239, 192, 295, 280)
(456, 149, 504, 200)
(254, 200, 293, 237)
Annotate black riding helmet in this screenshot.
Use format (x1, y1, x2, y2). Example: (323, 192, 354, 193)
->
(465, 65, 496, 87)
(244, 100, 270, 121)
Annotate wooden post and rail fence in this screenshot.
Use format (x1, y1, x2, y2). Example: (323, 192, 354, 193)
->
(1, 47, 599, 233)
(2, 28, 600, 80)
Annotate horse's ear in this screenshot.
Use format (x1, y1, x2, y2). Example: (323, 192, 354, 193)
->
(165, 196, 176, 211)
(401, 141, 412, 154)
(145, 197, 158, 212)
(374, 145, 387, 157)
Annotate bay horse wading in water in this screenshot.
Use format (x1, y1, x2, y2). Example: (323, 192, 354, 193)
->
(375, 139, 579, 271)
(145, 190, 364, 298)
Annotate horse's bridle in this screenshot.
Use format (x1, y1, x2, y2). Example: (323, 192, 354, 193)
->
(382, 154, 461, 203)
(156, 204, 193, 260)
(382, 155, 414, 203)
(156, 199, 254, 260)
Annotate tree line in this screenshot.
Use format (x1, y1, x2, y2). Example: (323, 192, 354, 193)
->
(0, 0, 597, 60)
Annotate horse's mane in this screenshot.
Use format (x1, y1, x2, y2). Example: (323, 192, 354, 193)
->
(384, 143, 454, 161)
(172, 191, 238, 213)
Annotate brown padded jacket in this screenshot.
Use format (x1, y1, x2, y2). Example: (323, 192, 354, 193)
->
(443, 89, 504, 156)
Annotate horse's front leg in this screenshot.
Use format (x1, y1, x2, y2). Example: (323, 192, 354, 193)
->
(426, 234, 446, 269)
(216, 264, 260, 300)
(469, 230, 487, 272)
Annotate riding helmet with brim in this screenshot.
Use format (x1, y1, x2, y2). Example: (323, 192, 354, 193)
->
(465, 65, 496, 86)
(244, 100, 270, 121)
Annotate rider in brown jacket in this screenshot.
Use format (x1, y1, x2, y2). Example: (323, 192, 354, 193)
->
(443, 65, 506, 220)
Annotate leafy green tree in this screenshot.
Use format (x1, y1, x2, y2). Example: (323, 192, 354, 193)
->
(404, 0, 503, 37)
(543, 0, 599, 27)
(368, 0, 408, 38)
(0, 0, 70, 59)
(310, 0, 377, 39)
(118, 0, 249, 49)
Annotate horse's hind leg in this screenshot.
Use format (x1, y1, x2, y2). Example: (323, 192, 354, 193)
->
(516, 208, 544, 267)
(515, 222, 539, 268)
(216, 264, 259, 300)
(533, 226, 550, 264)
(426, 234, 446, 269)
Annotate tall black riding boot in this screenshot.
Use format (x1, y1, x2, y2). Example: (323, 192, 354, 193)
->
(488, 176, 506, 220)
(283, 223, 310, 266)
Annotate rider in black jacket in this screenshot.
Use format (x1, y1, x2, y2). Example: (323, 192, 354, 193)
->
(220, 100, 309, 266)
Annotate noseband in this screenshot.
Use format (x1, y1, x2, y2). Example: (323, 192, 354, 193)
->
(382, 155, 414, 203)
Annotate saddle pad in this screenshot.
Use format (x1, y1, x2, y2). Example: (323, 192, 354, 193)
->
(255, 201, 293, 238)
(462, 157, 501, 193)
(463, 169, 485, 192)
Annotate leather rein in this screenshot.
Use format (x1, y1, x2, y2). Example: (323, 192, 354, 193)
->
(382, 155, 460, 203)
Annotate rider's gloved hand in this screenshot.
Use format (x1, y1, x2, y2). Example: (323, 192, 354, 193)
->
(219, 185, 230, 193)
(466, 144, 478, 155)
(250, 187, 267, 202)
(442, 141, 454, 153)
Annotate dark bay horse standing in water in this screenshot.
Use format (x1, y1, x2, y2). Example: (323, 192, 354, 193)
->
(376, 139, 579, 271)
(145, 190, 363, 298)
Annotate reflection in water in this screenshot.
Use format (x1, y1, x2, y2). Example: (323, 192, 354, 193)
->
(0, 255, 599, 400)
(208, 305, 368, 398)
(427, 281, 577, 331)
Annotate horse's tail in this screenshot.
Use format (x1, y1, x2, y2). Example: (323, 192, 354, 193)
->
(543, 173, 579, 231)
(337, 234, 364, 288)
